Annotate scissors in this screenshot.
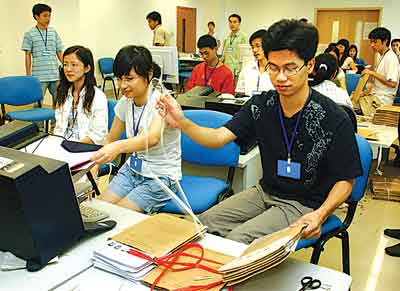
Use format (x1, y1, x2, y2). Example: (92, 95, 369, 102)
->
(299, 276, 321, 290)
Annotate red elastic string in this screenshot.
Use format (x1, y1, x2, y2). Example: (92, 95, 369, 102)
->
(127, 242, 227, 291)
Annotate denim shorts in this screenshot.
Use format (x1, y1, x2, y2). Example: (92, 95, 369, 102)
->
(108, 162, 177, 213)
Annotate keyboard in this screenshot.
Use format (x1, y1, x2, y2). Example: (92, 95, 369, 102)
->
(79, 204, 109, 223)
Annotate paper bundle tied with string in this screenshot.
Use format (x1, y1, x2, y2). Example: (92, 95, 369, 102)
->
(142, 224, 304, 291)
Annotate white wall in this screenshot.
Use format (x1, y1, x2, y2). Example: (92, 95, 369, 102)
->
(223, 0, 400, 40)
(0, 0, 224, 78)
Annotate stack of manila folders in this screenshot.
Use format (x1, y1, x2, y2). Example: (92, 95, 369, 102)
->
(92, 213, 304, 290)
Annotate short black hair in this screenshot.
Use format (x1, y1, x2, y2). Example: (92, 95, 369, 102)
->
(197, 35, 217, 49)
(113, 45, 153, 83)
(391, 38, 400, 45)
(208, 21, 215, 27)
(249, 29, 267, 44)
(369, 27, 391, 46)
(263, 19, 318, 63)
(146, 11, 162, 25)
(324, 45, 340, 59)
(337, 39, 350, 49)
(229, 14, 241, 23)
(299, 18, 308, 23)
(32, 3, 51, 19)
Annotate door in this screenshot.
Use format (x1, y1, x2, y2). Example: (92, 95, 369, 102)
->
(176, 6, 196, 53)
(316, 8, 381, 66)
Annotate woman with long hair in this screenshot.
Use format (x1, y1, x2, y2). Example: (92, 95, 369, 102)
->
(54, 45, 108, 144)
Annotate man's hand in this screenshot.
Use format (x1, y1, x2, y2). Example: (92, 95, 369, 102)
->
(291, 210, 325, 239)
(156, 94, 185, 128)
(91, 142, 121, 165)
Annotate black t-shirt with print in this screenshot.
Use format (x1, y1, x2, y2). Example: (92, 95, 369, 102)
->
(225, 89, 363, 209)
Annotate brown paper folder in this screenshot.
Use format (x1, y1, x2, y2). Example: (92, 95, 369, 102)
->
(142, 247, 234, 291)
(111, 213, 207, 258)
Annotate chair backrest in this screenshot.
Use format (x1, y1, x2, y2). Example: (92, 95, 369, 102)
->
(107, 98, 126, 139)
(182, 110, 240, 167)
(0, 76, 43, 106)
(98, 58, 114, 75)
(348, 134, 372, 203)
(345, 73, 360, 96)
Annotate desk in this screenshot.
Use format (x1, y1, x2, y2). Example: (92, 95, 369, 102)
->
(358, 122, 398, 171)
(183, 146, 262, 193)
(1, 200, 351, 291)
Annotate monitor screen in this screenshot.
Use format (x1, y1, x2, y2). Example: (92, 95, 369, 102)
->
(149, 46, 179, 84)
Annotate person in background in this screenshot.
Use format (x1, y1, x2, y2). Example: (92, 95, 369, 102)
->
(391, 38, 400, 63)
(22, 3, 63, 108)
(221, 14, 247, 77)
(361, 27, 400, 105)
(309, 53, 353, 109)
(348, 44, 366, 66)
(336, 39, 357, 72)
(324, 45, 347, 90)
(186, 35, 234, 94)
(146, 11, 171, 46)
(236, 29, 274, 96)
(207, 21, 221, 55)
(54, 46, 108, 144)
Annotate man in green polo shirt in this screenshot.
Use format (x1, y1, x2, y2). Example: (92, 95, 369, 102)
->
(221, 14, 247, 77)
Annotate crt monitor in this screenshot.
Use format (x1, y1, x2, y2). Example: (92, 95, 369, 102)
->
(149, 46, 179, 84)
(0, 146, 84, 271)
(239, 44, 254, 69)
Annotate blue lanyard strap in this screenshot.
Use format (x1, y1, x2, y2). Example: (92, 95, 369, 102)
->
(36, 26, 48, 48)
(132, 103, 147, 136)
(277, 89, 311, 162)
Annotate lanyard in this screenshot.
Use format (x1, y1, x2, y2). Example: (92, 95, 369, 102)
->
(375, 48, 390, 70)
(36, 26, 48, 49)
(229, 34, 237, 46)
(204, 61, 219, 86)
(132, 103, 147, 137)
(277, 89, 311, 163)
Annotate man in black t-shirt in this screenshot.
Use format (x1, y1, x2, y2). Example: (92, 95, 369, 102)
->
(157, 19, 362, 244)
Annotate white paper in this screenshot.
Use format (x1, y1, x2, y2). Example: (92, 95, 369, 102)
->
(20, 135, 94, 169)
(0, 157, 13, 169)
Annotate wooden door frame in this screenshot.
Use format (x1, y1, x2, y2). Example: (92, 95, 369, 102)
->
(314, 7, 383, 26)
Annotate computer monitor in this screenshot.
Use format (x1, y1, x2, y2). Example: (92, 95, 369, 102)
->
(149, 46, 179, 84)
(0, 147, 84, 271)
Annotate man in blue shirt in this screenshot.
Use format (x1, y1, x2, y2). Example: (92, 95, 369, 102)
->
(22, 3, 63, 108)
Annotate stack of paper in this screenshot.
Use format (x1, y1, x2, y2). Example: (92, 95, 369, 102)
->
(372, 105, 400, 127)
(92, 240, 154, 282)
(111, 213, 207, 258)
(219, 225, 304, 286)
(20, 135, 95, 170)
(142, 225, 304, 290)
(371, 176, 400, 202)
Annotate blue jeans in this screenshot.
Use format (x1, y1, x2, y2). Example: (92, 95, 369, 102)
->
(108, 162, 178, 213)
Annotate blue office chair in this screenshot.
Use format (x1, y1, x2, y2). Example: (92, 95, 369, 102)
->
(159, 110, 240, 214)
(296, 134, 372, 275)
(97, 99, 127, 176)
(345, 73, 361, 96)
(0, 76, 55, 132)
(99, 58, 119, 99)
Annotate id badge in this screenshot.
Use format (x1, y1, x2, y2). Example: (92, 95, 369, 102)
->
(130, 155, 142, 172)
(277, 160, 301, 180)
(42, 50, 51, 56)
(226, 47, 233, 54)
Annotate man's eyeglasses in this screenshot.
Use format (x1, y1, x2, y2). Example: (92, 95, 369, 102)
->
(266, 63, 306, 77)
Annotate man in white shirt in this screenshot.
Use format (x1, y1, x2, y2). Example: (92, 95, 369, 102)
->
(235, 29, 274, 96)
(146, 11, 171, 46)
(361, 27, 399, 105)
